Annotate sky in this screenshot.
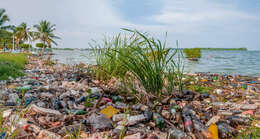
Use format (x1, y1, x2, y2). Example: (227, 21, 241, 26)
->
(1, 0, 260, 50)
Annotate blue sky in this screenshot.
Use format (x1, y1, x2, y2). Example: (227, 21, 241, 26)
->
(1, 0, 260, 50)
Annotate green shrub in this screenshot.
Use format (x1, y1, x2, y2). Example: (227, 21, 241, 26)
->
(18, 44, 31, 49)
(184, 48, 201, 59)
(36, 43, 47, 48)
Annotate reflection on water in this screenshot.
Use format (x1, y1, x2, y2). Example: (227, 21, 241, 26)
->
(52, 50, 260, 77)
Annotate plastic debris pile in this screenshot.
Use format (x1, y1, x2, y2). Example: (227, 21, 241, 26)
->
(0, 56, 259, 139)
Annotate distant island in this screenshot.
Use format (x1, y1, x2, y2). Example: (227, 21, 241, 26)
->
(200, 47, 247, 51)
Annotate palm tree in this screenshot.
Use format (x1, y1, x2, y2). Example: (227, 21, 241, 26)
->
(34, 20, 60, 54)
(0, 8, 15, 49)
(0, 8, 13, 30)
(14, 22, 33, 51)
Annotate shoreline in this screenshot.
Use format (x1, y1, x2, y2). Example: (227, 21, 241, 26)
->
(0, 54, 259, 138)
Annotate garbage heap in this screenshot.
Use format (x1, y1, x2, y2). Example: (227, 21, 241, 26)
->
(0, 56, 259, 139)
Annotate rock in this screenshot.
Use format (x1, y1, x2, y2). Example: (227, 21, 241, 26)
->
(37, 130, 61, 139)
(241, 104, 258, 110)
(161, 110, 171, 119)
(29, 104, 62, 115)
(87, 113, 113, 131)
(206, 116, 220, 126)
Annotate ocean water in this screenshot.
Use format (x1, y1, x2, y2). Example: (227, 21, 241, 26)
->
(52, 50, 260, 77)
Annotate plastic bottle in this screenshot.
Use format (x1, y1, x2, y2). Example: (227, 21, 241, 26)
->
(184, 116, 193, 132)
(226, 116, 251, 126)
(153, 113, 164, 129)
(193, 119, 212, 139)
(168, 128, 188, 139)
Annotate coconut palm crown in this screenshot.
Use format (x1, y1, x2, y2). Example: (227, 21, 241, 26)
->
(0, 8, 14, 30)
(33, 20, 60, 48)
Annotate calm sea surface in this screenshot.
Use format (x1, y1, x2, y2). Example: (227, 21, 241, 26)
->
(52, 50, 260, 77)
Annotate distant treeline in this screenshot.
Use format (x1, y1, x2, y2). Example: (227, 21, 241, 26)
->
(199, 48, 247, 51)
(52, 47, 248, 51)
(52, 48, 74, 51)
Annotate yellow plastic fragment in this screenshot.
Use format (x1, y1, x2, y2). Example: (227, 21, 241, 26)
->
(208, 123, 218, 139)
(201, 78, 207, 82)
(7, 85, 17, 89)
(100, 105, 118, 119)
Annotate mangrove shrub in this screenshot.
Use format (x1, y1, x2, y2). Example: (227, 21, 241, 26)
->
(184, 48, 201, 59)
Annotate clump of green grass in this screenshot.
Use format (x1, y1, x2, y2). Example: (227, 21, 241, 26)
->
(0, 53, 28, 80)
(183, 48, 201, 59)
(91, 29, 184, 103)
(90, 33, 140, 81)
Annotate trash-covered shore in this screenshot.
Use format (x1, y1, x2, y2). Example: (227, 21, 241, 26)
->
(0, 55, 259, 139)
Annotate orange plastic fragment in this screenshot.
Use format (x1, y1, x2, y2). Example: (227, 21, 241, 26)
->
(201, 79, 207, 82)
(208, 123, 218, 139)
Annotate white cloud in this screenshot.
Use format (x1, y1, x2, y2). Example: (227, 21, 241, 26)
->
(1, 0, 259, 49)
(150, 0, 257, 30)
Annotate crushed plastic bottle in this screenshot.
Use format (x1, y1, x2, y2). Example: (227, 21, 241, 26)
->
(15, 85, 31, 91)
(64, 109, 87, 115)
(168, 128, 188, 139)
(226, 116, 251, 126)
(87, 113, 113, 131)
(127, 114, 146, 126)
(216, 122, 236, 138)
(153, 113, 164, 129)
(144, 109, 153, 122)
(184, 116, 193, 132)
